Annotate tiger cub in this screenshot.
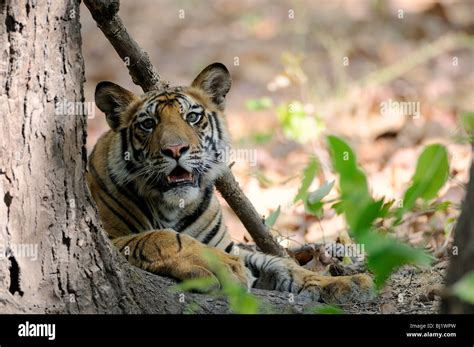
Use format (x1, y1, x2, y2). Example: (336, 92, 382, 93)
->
(87, 63, 374, 304)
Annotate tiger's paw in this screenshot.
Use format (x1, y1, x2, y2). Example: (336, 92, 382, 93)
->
(288, 261, 375, 304)
(140, 231, 248, 292)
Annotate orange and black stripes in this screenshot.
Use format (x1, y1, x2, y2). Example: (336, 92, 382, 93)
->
(88, 78, 232, 247)
(88, 64, 251, 288)
(89, 163, 147, 234)
(88, 65, 375, 303)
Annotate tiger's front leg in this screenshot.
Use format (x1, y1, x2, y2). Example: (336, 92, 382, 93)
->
(238, 248, 375, 304)
(112, 229, 248, 291)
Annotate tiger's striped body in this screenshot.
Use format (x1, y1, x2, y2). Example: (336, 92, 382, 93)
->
(88, 63, 374, 304)
(88, 127, 231, 248)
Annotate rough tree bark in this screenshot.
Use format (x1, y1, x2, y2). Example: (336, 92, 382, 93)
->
(441, 157, 474, 313)
(0, 0, 311, 313)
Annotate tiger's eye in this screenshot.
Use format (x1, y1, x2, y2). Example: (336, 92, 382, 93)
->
(186, 112, 201, 125)
(140, 118, 155, 131)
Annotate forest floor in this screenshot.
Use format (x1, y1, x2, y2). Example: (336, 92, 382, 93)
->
(345, 264, 445, 314)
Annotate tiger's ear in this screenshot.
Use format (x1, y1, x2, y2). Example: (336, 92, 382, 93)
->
(191, 63, 231, 111)
(95, 81, 137, 130)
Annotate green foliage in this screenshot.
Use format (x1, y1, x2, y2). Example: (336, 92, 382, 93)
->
(221, 280, 260, 314)
(235, 131, 274, 146)
(245, 97, 273, 111)
(171, 136, 451, 311)
(307, 180, 335, 205)
(183, 302, 201, 314)
(327, 135, 433, 288)
(443, 216, 456, 238)
(239, 12, 263, 31)
(327, 136, 372, 230)
(452, 271, 474, 305)
(277, 101, 322, 143)
(331, 200, 345, 215)
(265, 205, 281, 228)
(305, 180, 334, 218)
(396, 144, 449, 221)
(435, 200, 452, 213)
(380, 199, 395, 218)
(294, 158, 319, 203)
(171, 250, 261, 314)
(251, 131, 274, 144)
(360, 231, 431, 287)
(307, 305, 344, 314)
(171, 277, 219, 293)
(460, 111, 474, 137)
(254, 170, 275, 187)
(202, 251, 260, 314)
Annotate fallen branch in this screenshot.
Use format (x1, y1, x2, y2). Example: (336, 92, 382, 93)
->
(215, 168, 288, 257)
(83, 0, 288, 257)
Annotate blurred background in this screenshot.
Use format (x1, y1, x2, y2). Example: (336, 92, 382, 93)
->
(81, 0, 473, 253)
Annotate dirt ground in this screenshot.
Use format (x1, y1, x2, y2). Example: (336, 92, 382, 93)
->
(345, 263, 446, 314)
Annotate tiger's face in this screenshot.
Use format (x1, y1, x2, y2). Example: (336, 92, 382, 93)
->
(94, 63, 231, 206)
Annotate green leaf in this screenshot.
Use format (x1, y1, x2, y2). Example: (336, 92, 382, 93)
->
(327, 135, 370, 198)
(307, 180, 335, 204)
(353, 199, 384, 234)
(443, 217, 456, 237)
(305, 200, 324, 218)
(304, 180, 334, 218)
(327, 135, 357, 173)
(452, 271, 474, 304)
(200, 250, 261, 314)
(327, 135, 433, 289)
(254, 170, 275, 187)
(435, 200, 452, 213)
(223, 283, 260, 314)
(294, 158, 318, 203)
(327, 136, 372, 232)
(265, 205, 281, 228)
(410, 144, 449, 200)
(183, 302, 200, 314)
(361, 232, 433, 288)
(277, 101, 322, 143)
(379, 199, 395, 218)
(398, 144, 449, 218)
(171, 249, 263, 314)
(308, 305, 344, 314)
(460, 111, 474, 136)
(251, 132, 273, 144)
(331, 201, 344, 215)
(245, 97, 273, 111)
(170, 277, 218, 293)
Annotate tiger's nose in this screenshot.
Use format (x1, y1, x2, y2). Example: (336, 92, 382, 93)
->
(161, 143, 190, 159)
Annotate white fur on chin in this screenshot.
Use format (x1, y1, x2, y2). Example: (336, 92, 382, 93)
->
(162, 186, 200, 207)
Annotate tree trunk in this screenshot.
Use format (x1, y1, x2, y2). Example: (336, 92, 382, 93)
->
(0, 0, 312, 314)
(1, 0, 125, 313)
(441, 157, 474, 313)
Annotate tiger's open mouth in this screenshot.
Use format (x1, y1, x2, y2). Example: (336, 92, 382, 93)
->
(166, 166, 195, 187)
